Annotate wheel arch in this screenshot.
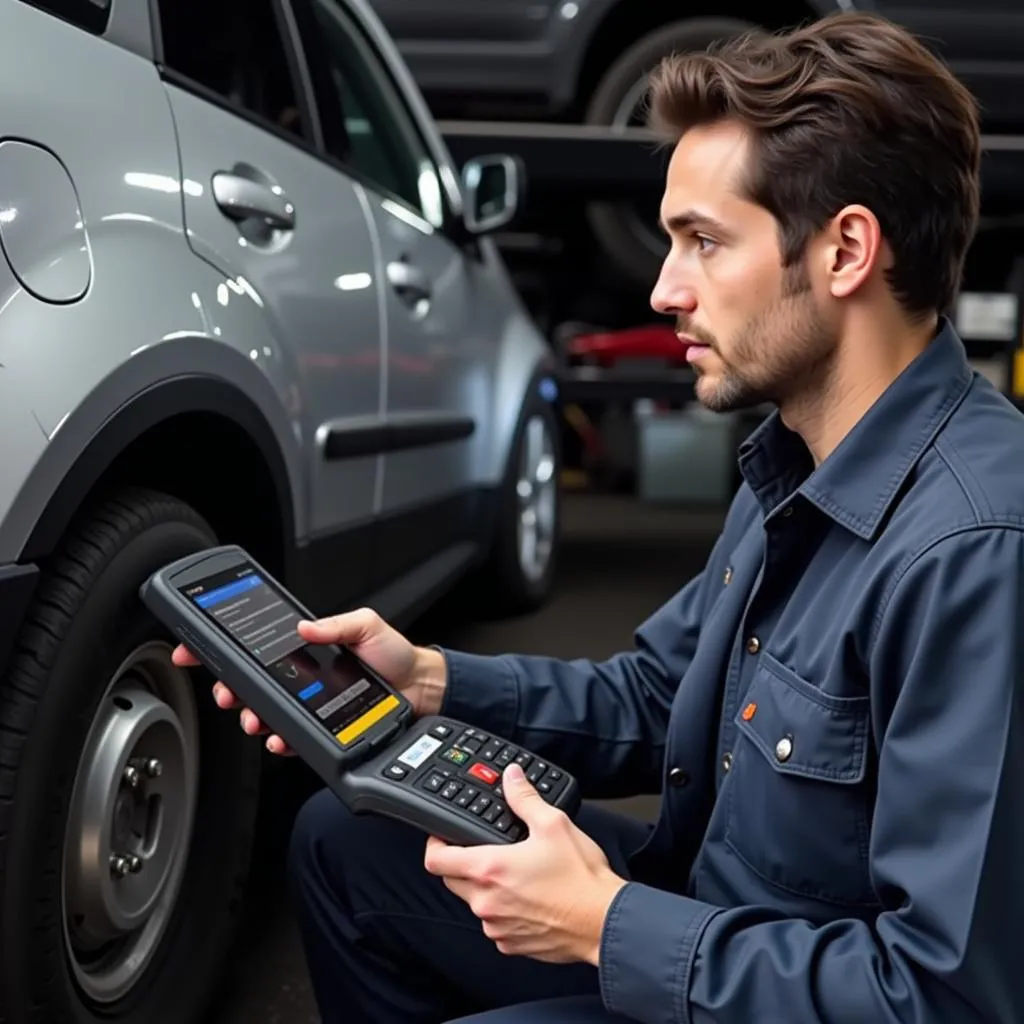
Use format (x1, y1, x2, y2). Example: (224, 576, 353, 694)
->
(18, 375, 296, 582)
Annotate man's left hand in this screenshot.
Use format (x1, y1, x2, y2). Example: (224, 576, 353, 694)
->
(424, 763, 627, 965)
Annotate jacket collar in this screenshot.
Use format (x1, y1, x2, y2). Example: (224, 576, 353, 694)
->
(738, 317, 974, 539)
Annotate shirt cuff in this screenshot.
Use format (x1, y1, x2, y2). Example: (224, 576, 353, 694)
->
(598, 882, 721, 1024)
(436, 648, 519, 739)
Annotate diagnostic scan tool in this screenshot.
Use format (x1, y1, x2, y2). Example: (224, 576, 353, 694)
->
(140, 546, 580, 845)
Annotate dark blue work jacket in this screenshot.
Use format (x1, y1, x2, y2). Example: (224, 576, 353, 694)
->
(441, 319, 1024, 1024)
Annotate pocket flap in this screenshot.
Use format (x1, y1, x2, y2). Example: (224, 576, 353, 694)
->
(735, 654, 870, 784)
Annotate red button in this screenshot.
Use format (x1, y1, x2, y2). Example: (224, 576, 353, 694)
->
(468, 762, 500, 786)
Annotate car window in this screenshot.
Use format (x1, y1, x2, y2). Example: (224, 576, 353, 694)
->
(156, 0, 307, 143)
(19, 0, 110, 34)
(302, 0, 446, 228)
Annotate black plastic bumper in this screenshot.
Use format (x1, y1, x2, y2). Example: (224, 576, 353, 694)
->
(0, 563, 39, 678)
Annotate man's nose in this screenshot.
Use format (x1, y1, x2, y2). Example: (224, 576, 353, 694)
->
(650, 262, 697, 316)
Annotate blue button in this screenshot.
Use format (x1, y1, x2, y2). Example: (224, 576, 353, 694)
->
(298, 680, 324, 701)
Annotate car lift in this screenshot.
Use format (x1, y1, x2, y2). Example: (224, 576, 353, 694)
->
(440, 121, 1024, 411)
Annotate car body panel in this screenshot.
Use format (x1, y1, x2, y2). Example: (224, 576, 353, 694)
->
(164, 81, 383, 552)
(0, 0, 553, 625)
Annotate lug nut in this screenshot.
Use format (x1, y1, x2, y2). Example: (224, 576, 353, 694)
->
(122, 765, 141, 788)
(110, 854, 130, 879)
(125, 854, 142, 874)
(143, 758, 163, 778)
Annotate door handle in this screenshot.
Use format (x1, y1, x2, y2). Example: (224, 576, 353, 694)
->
(211, 172, 295, 230)
(386, 258, 432, 307)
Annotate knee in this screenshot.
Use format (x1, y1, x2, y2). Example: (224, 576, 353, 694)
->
(286, 787, 415, 911)
(287, 787, 356, 897)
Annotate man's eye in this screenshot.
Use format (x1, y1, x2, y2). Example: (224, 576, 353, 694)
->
(696, 235, 717, 253)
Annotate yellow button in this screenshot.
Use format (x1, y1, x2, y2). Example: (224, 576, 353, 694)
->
(746, 636, 760, 654)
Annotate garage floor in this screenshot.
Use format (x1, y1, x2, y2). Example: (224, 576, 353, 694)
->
(210, 493, 723, 1023)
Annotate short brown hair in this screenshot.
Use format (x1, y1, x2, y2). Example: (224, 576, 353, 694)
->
(647, 12, 981, 318)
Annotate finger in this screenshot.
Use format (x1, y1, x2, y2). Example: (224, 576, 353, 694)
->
(424, 837, 476, 879)
(265, 735, 294, 756)
(212, 682, 240, 709)
(171, 644, 200, 668)
(240, 708, 268, 736)
(501, 763, 552, 825)
(297, 607, 381, 645)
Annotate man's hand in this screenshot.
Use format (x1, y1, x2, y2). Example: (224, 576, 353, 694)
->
(424, 763, 627, 965)
(170, 608, 449, 754)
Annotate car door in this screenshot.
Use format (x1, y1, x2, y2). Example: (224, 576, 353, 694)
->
(155, 0, 384, 610)
(871, 0, 1024, 132)
(294, 0, 493, 592)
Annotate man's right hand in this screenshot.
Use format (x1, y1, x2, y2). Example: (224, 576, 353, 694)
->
(170, 607, 448, 755)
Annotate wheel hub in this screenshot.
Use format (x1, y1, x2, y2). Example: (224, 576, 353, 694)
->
(517, 414, 557, 583)
(62, 641, 199, 1004)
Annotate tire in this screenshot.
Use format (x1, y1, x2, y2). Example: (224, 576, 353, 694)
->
(584, 17, 756, 289)
(475, 380, 562, 616)
(0, 487, 262, 1024)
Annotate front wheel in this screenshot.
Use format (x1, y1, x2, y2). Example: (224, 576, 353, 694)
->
(0, 487, 261, 1023)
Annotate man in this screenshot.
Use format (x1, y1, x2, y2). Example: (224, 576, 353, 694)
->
(176, 12, 1024, 1023)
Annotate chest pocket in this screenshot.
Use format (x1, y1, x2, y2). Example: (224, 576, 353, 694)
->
(725, 653, 877, 908)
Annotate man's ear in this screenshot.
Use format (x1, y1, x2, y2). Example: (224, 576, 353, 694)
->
(819, 205, 885, 300)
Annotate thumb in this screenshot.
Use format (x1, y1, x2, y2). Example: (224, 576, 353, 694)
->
(502, 763, 549, 822)
(298, 607, 381, 645)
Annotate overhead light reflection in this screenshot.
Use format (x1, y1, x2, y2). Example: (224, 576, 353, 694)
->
(334, 272, 372, 291)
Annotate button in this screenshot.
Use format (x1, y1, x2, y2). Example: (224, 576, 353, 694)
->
(741, 702, 757, 721)
(430, 723, 452, 738)
(422, 772, 446, 793)
(746, 636, 760, 654)
(469, 795, 491, 815)
(526, 761, 548, 784)
(507, 823, 524, 841)
(723, 566, 733, 585)
(460, 736, 483, 754)
(468, 762, 500, 786)
(483, 802, 503, 823)
(494, 811, 514, 833)
(455, 786, 478, 808)
(537, 779, 553, 795)
(667, 766, 689, 788)
(722, 752, 733, 773)
(545, 768, 560, 782)
(514, 751, 533, 770)
(775, 736, 793, 763)
(782, 505, 794, 517)
(384, 763, 408, 780)
(494, 746, 516, 768)
(480, 739, 503, 761)
(442, 747, 469, 766)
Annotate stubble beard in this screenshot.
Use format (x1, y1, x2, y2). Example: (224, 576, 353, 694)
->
(690, 265, 838, 414)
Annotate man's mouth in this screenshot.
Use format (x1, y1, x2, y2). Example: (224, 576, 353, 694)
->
(677, 335, 712, 363)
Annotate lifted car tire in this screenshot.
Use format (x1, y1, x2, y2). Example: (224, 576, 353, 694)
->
(0, 487, 261, 1024)
(584, 17, 756, 290)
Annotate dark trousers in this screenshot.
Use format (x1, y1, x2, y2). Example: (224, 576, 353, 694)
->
(287, 787, 652, 1023)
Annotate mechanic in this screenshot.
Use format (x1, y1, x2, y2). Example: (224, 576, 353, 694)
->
(174, 11, 1024, 1024)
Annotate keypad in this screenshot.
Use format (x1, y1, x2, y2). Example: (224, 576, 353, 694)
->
(380, 721, 569, 843)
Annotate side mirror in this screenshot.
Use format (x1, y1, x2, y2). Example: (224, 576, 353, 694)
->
(461, 154, 524, 235)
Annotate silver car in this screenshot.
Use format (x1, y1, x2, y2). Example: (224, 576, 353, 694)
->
(0, 0, 562, 1020)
